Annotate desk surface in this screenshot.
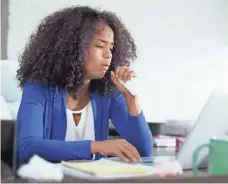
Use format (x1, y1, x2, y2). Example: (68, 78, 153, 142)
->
(62, 174, 228, 183)
(0, 147, 217, 183)
(62, 147, 209, 183)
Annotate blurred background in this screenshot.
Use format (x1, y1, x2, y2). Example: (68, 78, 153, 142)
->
(1, 0, 228, 123)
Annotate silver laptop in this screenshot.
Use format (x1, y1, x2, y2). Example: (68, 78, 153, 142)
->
(176, 90, 228, 170)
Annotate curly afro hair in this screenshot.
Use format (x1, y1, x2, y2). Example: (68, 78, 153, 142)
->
(16, 6, 137, 96)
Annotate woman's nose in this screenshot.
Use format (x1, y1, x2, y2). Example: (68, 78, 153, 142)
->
(103, 48, 112, 59)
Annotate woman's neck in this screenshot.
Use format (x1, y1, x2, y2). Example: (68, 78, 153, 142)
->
(67, 78, 91, 111)
(76, 78, 90, 98)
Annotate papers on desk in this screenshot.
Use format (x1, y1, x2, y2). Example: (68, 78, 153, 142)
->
(153, 135, 176, 147)
(17, 155, 183, 182)
(62, 158, 156, 180)
(62, 157, 183, 180)
(62, 158, 147, 175)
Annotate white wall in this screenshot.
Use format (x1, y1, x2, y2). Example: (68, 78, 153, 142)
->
(8, 0, 228, 122)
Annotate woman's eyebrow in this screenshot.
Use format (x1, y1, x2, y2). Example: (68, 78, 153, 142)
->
(97, 39, 114, 45)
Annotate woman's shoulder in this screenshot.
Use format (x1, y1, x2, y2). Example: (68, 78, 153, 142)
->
(23, 81, 53, 92)
(22, 81, 57, 100)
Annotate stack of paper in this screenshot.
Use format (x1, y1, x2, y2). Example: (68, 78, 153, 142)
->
(62, 158, 148, 176)
(153, 135, 176, 147)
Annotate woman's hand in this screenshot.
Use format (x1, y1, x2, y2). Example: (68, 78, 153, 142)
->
(91, 139, 141, 162)
(110, 66, 136, 95)
(110, 65, 141, 116)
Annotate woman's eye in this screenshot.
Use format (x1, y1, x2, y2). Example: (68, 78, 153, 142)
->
(96, 45, 104, 48)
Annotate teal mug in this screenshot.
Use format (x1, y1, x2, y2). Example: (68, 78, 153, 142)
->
(192, 138, 228, 176)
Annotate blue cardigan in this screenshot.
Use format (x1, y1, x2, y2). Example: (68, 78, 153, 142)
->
(17, 82, 153, 164)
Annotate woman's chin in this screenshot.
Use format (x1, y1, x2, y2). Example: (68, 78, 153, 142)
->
(93, 72, 107, 79)
(90, 74, 105, 80)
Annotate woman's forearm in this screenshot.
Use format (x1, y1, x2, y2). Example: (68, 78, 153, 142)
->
(124, 93, 141, 116)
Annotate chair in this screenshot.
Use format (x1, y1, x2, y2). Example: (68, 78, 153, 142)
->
(1, 60, 21, 180)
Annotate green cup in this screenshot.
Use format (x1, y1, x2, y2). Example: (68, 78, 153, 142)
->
(193, 138, 228, 176)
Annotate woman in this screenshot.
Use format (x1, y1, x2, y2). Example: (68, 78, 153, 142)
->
(16, 6, 153, 165)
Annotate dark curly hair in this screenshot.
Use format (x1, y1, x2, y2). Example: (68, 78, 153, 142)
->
(16, 6, 137, 96)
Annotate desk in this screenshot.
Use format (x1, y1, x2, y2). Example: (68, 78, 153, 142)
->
(62, 174, 228, 183)
(61, 147, 211, 183)
(1, 148, 224, 183)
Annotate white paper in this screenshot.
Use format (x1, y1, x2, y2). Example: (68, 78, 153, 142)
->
(62, 158, 157, 180)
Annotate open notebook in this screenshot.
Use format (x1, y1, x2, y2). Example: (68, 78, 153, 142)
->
(61, 158, 149, 176)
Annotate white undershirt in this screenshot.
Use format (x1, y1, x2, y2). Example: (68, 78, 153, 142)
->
(65, 101, 95, 154)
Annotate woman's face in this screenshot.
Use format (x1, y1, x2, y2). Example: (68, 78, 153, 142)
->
(83, 24, 114, 80)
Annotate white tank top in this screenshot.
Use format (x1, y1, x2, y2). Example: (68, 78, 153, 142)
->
(65, 101, 95, 142)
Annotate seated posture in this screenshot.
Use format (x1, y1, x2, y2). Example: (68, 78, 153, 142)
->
(16, 6, 153, 165)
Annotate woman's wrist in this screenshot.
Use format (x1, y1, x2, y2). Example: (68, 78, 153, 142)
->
(123, 92, 141, 116)
(91, 141, 102, 154)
